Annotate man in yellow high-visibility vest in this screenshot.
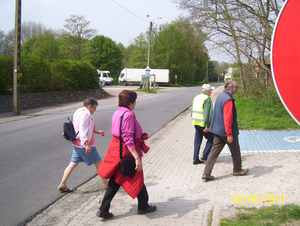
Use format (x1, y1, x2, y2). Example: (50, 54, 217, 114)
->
(191, 84, 214, 165)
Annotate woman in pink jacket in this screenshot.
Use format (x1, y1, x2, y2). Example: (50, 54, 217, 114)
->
(97, 90, 156, 219)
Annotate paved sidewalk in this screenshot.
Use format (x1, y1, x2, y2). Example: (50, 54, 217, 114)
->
(22, 86, 300, 226)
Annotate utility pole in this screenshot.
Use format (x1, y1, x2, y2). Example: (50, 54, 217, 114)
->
(146, 16, 162, 89)
(13, 0, 22, 116)
(145, 21, 153, 90)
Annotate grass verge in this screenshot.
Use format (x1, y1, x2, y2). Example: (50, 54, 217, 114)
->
(234, 91, 300, 130)
(220, 204, 300, 226)
(134, 88, 157, 93)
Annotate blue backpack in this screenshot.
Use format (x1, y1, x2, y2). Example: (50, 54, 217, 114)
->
(62, 118, 79, 141)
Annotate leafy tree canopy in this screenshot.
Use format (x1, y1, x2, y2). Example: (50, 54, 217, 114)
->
(83, 35, 123, 78)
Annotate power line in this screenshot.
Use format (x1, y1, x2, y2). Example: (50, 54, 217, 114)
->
(111, 0, 148, 23)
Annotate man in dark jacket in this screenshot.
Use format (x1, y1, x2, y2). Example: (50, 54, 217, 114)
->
(202, 80, 248, 181)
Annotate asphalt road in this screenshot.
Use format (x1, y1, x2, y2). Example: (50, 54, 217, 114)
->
(0, 84, 222, 226)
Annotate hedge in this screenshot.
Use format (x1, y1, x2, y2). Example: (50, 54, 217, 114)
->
(0, 55, 99, 94)
(51, 60, 99, 91)
(0, 55, 14, 94)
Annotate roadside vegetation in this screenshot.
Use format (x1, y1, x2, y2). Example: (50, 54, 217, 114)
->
(234, 89, 300, 130)
(220, 204, 300, 226)
(134, 88, 157, 94)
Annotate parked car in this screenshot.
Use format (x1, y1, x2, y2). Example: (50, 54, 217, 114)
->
(97, 70, 113, 86)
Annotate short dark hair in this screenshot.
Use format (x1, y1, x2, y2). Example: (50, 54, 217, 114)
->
(118, 90, 137, 107)
(83, 97, 98, 107)
(224, 79, 236, 90)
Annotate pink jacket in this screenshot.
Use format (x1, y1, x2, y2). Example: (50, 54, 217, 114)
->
(111, 107, 143, 152)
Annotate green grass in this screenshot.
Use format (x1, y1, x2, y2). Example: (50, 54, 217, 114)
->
(235, 91, 300, 130)
(133, 88, 157, 93)
(102, 91, 110, 97)
(220, 204, 300, 226)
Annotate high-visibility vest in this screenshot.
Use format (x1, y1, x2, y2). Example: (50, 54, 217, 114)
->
(191, 94, 210, 127)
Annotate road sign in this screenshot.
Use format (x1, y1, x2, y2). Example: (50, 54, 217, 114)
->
(146, 70, 150, 78)
(271, 0, 300, 125)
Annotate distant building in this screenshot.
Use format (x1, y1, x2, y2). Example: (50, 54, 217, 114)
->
(255, 56, 273, 84)
(224, 67, 233, 81)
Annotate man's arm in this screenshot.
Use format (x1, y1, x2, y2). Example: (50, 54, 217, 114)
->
(203, 98, 213, 130)
(223, 100, 233, 143)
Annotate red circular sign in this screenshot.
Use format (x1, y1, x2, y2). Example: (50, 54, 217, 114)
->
(271, 0, 300, 125)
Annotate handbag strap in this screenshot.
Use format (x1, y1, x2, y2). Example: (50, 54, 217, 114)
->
(119, 111, 128, 160)
(119, 111, 136, 160)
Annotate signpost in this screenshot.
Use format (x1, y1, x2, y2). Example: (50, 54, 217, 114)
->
(271, 0, 300, 125)
(145, 67, 150, 89)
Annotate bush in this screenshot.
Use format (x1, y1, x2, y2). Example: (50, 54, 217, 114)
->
(21, 56, 52, 92)
(0, 55, 53, 93)
(0, 55, 13, 94)
(51, 60, 99, 91)
(0, 56, 100, 94)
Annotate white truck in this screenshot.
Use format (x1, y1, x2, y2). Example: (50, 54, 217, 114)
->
(118, 68, 169, 86)
(97, 70, 114, 87)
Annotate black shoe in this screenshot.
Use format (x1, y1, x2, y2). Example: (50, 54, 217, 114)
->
(138, 205, 157, 215)
(193, 159, 204, 165)
(96, 210, 113, 219)
(200, 156, 207, 161)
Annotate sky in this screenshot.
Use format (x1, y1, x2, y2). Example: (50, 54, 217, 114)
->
(0, 0, 229, 62)
(0, 0, 183, 46)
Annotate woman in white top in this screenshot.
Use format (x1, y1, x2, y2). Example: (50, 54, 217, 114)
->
(58, 98, 108, 192)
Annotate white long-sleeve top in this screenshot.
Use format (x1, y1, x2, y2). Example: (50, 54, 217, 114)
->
(71, 107, 96, 147)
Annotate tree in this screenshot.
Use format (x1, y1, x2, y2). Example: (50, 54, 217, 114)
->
(31, 30, 60, 60)
(21, 36, 36, 56)
(151, 21, 208, 84)
(0, 29, 14, 56)
(150, 23, 189, 83)
(21, 30, 61, 61)
(173, 18, 208, 84)
(21, 21, 47, 43)
(126, 20, 208, 84)
(208, 61, 228, 81)
(120, 43, 134, 68)
(61, 15, 96, 60)
(208, 61, 218, 81)
(83, 35, 123, 78)
(128, 32, 148, 68)
(0, 30, 6, 54)
(175, 0, 284, 96)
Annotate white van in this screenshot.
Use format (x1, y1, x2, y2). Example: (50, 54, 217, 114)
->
(97, 70, 113, 86)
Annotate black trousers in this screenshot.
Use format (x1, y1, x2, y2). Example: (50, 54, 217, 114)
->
(100, 176, 149, 212)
